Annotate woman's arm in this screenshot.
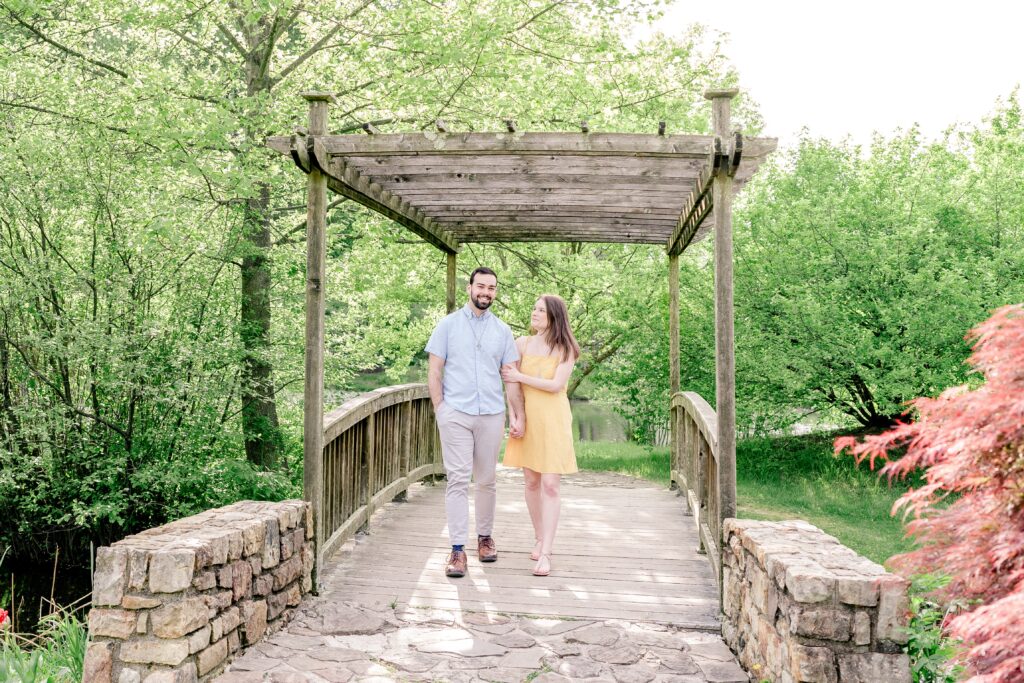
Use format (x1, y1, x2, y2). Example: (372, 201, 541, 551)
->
(502, 358, 575, 393)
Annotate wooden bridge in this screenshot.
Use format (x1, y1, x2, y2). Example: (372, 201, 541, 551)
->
(217, 385, 750, 682)
(220, 89, 775, 681)
(294, 384, 724, 627)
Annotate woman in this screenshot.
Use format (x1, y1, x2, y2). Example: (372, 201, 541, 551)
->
(501, 294, 580, 576)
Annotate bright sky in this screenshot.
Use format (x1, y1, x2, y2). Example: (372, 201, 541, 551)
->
(649, 0, 1024, 148)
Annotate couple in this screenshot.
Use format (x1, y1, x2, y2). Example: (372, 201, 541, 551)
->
(426, 267, 579, 579)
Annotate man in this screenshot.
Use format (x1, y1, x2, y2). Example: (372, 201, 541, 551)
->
(426, 267, 525, 578)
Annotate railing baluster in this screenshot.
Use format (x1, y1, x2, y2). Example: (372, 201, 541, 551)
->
(670, 391, 723, 587)
(316, 385, 440, 563)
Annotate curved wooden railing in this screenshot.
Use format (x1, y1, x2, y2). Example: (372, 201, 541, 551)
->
(316, 383, 443, 566)
(670, 391, 722, 585)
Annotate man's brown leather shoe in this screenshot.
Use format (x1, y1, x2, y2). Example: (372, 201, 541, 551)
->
(445, 550, 467, 577)
(478, 536, 498, 563)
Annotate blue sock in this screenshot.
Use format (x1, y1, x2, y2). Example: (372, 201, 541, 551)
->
(452, 544, 464, 552)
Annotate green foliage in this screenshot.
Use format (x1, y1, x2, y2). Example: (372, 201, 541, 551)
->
(736, 433, 915, 564)
(0, 0, 742, 567)
(905, 575, 966, 683)
(572, 440, 670, 484)
(574, 433, 912, 564)
(734, 108, 1024, 430)
(0, 609, 87, 683)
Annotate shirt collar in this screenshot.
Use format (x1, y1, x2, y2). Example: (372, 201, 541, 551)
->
(462, 303, 493, 321)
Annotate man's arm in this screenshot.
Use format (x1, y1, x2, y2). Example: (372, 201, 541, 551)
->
(428, 353, 445, 409)
(504, 369, 526, 438)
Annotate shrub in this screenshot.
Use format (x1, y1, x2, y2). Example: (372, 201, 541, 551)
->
(0, 607, 86, 682)
(836, 304, 1024, 681)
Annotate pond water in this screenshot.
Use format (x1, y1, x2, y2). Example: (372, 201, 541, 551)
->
(571, 400, 629, 442)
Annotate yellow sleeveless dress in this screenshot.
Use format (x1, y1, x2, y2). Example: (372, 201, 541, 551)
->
(503, 354, 577, 474)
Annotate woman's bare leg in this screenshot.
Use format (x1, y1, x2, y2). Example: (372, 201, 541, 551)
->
(534, 473, 562, 575)
(523, 468, 543, 559)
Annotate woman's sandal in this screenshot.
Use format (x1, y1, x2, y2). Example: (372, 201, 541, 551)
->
(530, 539, 543, 561)
(532, 554, 551, 577)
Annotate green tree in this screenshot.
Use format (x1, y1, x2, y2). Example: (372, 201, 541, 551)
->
(734, 103, 1024, 429)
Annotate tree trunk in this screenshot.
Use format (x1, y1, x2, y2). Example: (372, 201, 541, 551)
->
(235, 18, 284, 470)
(239, 180, 282, 469)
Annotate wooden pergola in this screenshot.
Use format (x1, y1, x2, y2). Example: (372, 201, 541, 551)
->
(267, 90, 777, 561)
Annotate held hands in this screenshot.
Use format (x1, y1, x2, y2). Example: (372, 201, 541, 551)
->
(501, 366, 523, 383)
(509, 414, 526, 439)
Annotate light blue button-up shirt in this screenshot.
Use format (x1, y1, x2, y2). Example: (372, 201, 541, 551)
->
(425, 304, 519, 415)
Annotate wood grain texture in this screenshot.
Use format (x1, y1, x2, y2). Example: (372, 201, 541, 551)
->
(319, 470, 721, 629)
(265, 129, 778, 253)
(303, 96, 329, 571)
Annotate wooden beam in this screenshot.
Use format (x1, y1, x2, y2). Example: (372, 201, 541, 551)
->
(439, 217, 676, 229)
(580, 121, 589, 133)
(309, 132, 731, 157)
(658, 121, 666, 136)
(435, 119, 450, 133)
(301, 91, 331, 582)
(669, 253, 680, 395)
(455, 234, 667, 244)
(373, 173, 697, 192)
(344, 154, 708, 175)
(666, 152, 716, 256)
(410, 193, 684, 205)
(423, 206, 683, 218)
(266, 135, 779, 163)
(729, 132, 743, 178)
(706, 87, 738, 525)
(362, 122, 380, 135)
(302, 139, 459, 254)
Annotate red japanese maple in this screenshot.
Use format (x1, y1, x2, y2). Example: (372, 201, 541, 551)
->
(836, 304, 1024, 683)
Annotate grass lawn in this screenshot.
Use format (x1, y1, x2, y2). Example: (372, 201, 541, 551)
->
(574, 433, 916, 566)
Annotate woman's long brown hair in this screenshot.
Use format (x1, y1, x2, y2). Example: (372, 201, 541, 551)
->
(535, 294, 580, 362)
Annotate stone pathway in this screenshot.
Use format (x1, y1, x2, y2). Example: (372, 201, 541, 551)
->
(216, 601, 747, 682)
(217, 470, 749, 683)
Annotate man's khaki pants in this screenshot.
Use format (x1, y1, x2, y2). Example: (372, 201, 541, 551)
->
(435, 403, 505, 547)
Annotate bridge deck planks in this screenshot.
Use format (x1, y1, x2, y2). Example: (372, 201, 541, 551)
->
(319, 468, 721, 631)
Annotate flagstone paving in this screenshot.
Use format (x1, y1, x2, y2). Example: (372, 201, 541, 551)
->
(217, 470, 749, 683)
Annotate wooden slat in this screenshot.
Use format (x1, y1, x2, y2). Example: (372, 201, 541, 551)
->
(267, 133, 778, 160)
(667, 148, 717, 256)
(265, 130, 777, 252)
(311, 132, 719, 157)
(321, 151, 459, 254)
(345, 154, 707, 174)
(318, 473, 721, 629)
(396, 194, 689, 209)
(271, 135, 459, 254)
(394, 187, 688, 198)
(439, 216, 677, 228)
(423, 207, 683, 218)
(372, 173, 699, 191)
(450, 233, 669, 245)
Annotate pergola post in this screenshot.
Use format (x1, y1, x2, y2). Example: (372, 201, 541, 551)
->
(668, 253, 680, 394)
(301, 91, 334, 573)
(668, 253, 680, 468)
(706, 88, 739, 523)
(446, 252, 457, 313)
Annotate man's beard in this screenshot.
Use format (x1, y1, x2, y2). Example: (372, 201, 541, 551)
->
(472, 294, 493, 310)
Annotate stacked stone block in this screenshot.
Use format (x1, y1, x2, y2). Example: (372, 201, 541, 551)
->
(721, 519, 911, 683)
(82, 500, 314, 683)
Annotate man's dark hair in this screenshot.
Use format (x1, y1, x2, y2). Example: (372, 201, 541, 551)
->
(469, 267, 498, 285)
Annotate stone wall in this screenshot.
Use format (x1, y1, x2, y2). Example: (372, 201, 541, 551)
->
(83, 500, 313, 683)
(722, 519, 911, 683)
